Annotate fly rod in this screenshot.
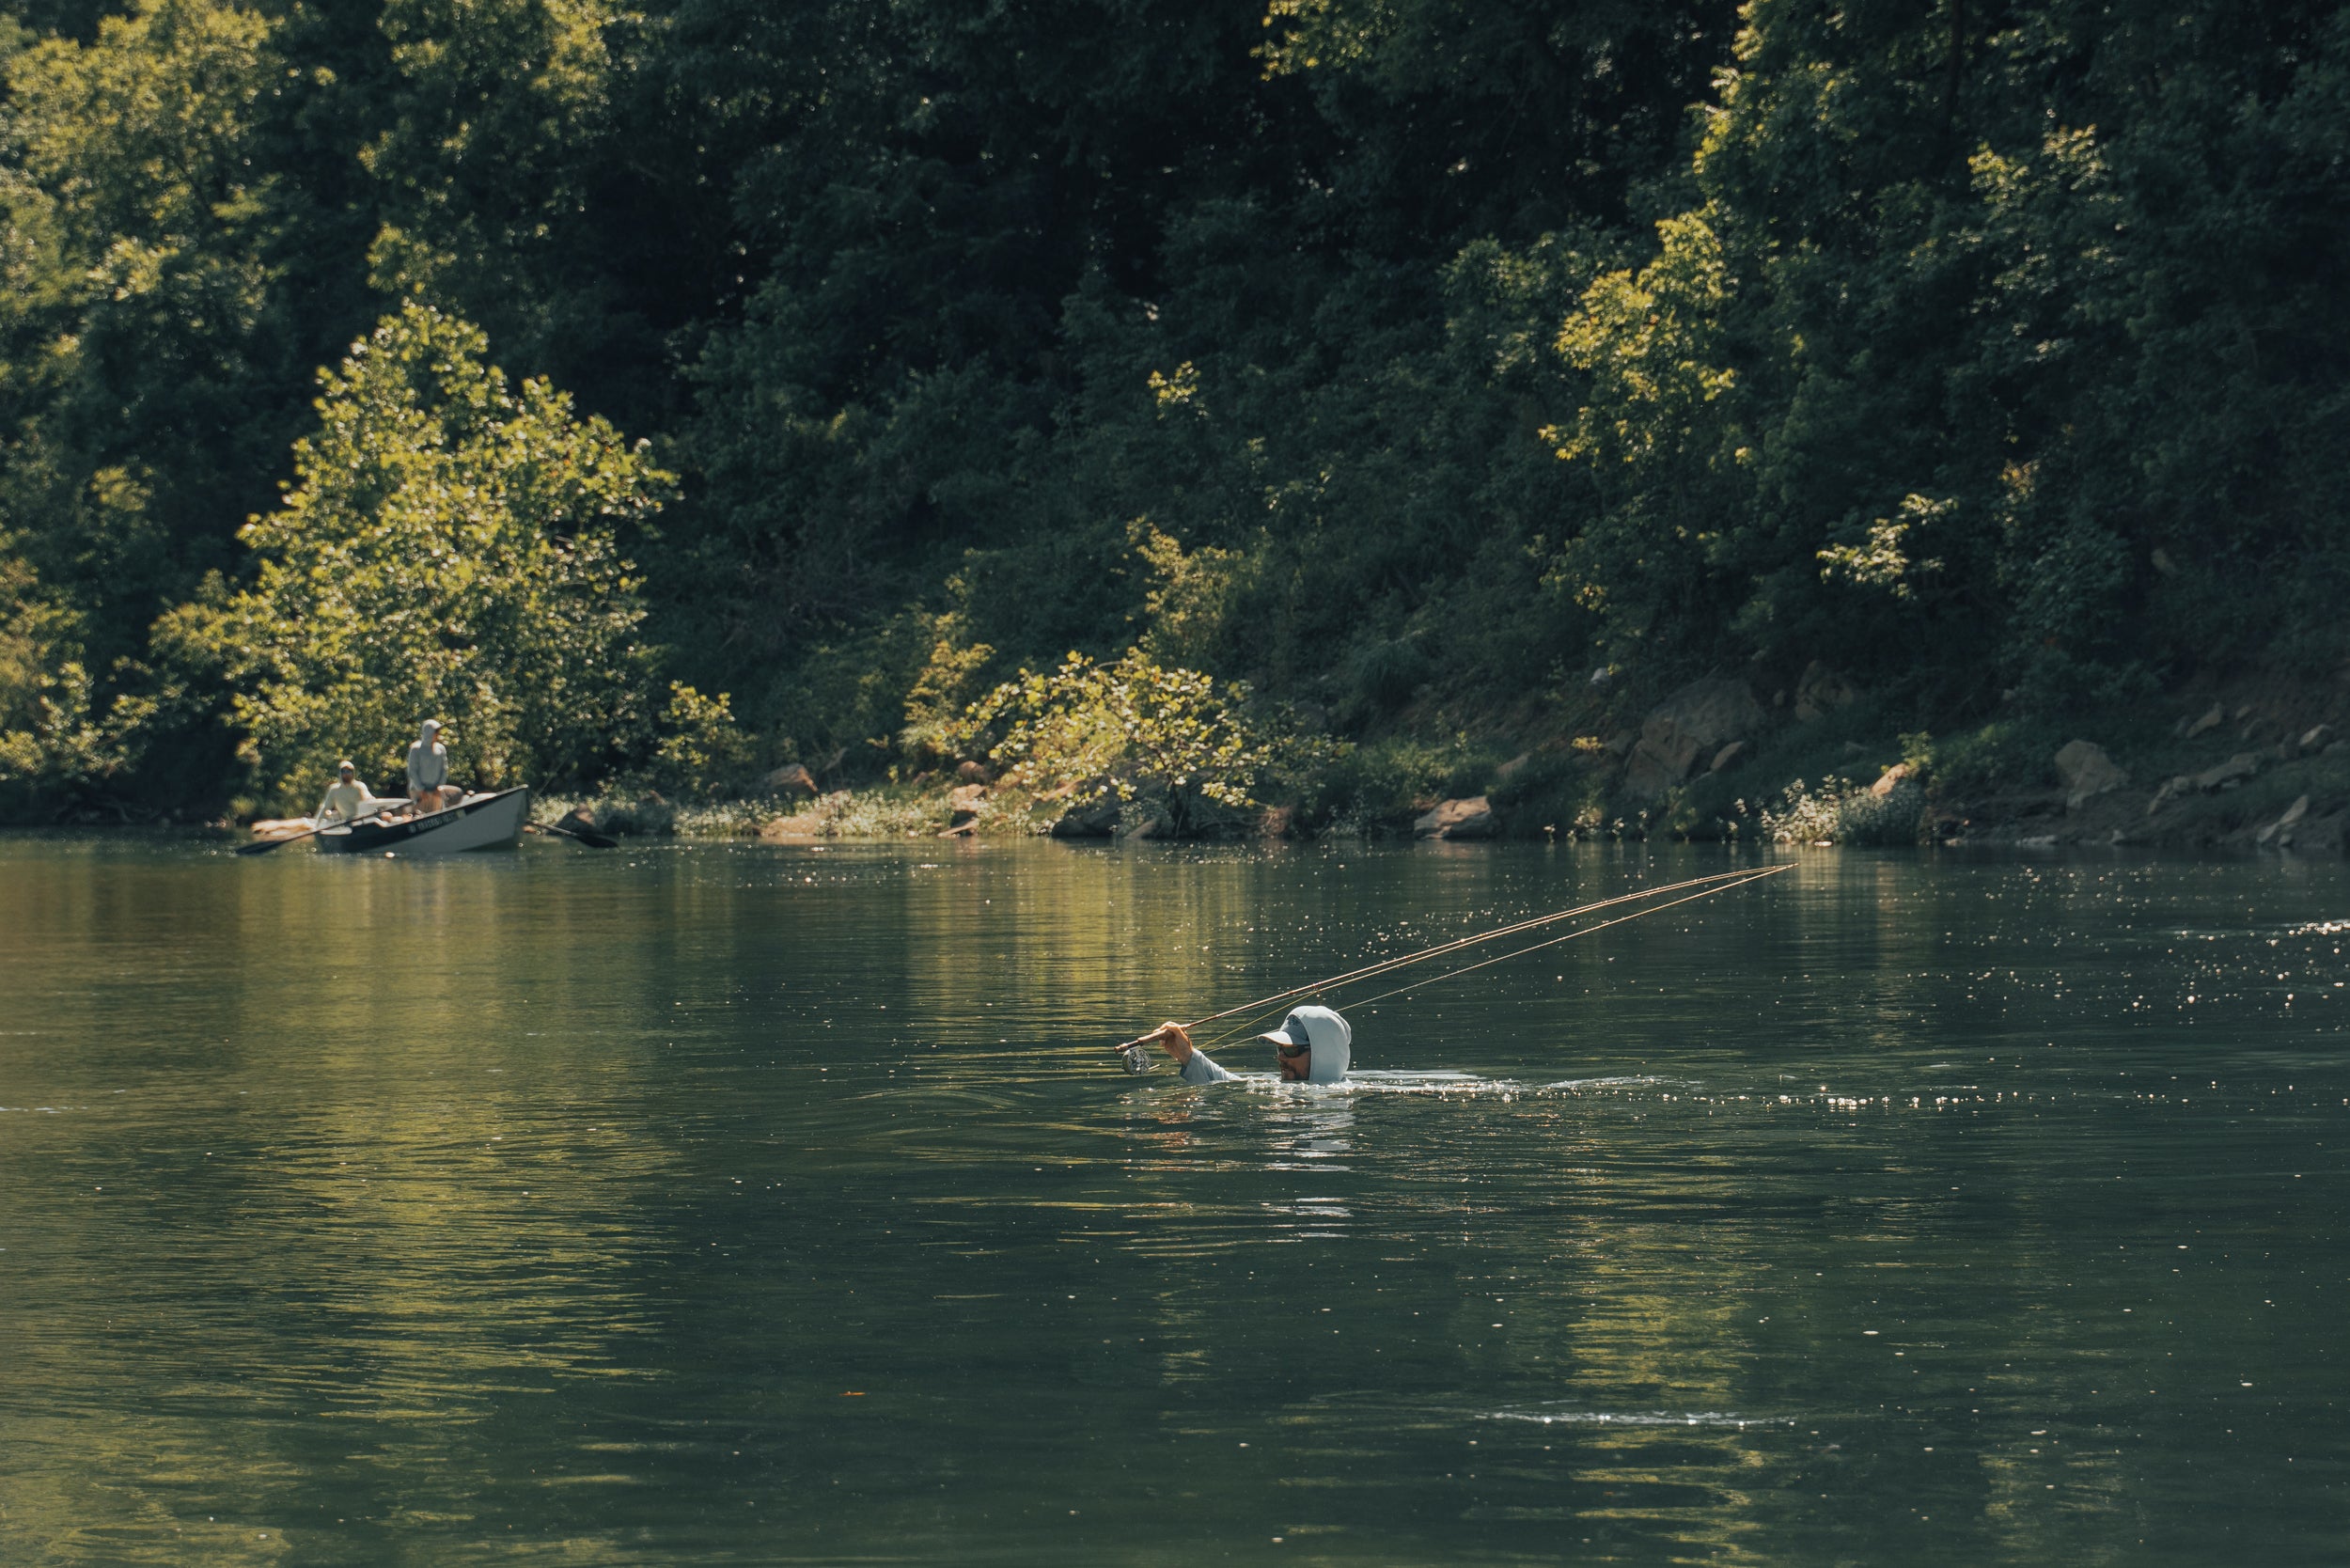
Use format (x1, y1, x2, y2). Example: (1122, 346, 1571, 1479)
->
(1202, 862, 1788, 1043)
(1113, 863, 1789, 1057)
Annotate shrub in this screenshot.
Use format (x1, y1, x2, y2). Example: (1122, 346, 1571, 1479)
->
(1761, 775, 1925, 846)
(950, 648, 1332, 836)
(187, 304, 681, 809)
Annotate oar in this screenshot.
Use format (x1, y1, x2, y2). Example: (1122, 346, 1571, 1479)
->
(527, 819, 619, 850)
(236, 822, 327, 855)
(235, 798, 396, 855)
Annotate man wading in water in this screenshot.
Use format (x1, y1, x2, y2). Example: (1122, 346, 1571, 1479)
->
(1144, 1005, 1352, 1086)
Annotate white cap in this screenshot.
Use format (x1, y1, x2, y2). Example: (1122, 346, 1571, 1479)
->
(1259, 1005, 1352, 1084)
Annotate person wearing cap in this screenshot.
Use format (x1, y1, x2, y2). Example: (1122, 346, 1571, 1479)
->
(1144, 1004, 1353, 1086)
(312, 760, 383, 826)
(406, 718, 452, 811)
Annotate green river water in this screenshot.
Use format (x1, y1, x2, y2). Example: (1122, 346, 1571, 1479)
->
(1, 835, 2345, 1565)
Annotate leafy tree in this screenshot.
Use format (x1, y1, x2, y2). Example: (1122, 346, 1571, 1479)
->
(952, 648, 1328, 836)
(188, 302, 674, 808)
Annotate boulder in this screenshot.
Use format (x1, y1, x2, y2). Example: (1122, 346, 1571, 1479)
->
(1049, 797, 1120, 838)
(2194, 753, 2262, 792)
(2258, 794, 2313, 848)
(1415, 795, 1496, 839)
(575, 795, 676, 836)
(2148, 776, 2193, 817)
(1869, 761, 1914, 799)
(2183, 702, 2224, 740)
(1623, 678, 1766, 797)
(948, 783, 988, 827)
(1710, 741, 1747, 774)
(2054, 740, 2129, 808)
(1495, 752, 1534, 785)
(2298, 724, 2333, 753)
(954, 760, 991, 784)
(759, 762, 819, 799)
(758, 812, 826, 840)
(1794, 662, 1859, 723)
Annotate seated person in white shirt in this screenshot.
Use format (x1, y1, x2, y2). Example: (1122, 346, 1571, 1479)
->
(312, 760, 386, 825)
(1144, 1004, 1352, 1085)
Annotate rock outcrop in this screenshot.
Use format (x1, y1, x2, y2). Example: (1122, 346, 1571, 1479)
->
(2054, 740, 2129, 808)
(1415, 796, 1496, 839)
(759, 763, 819, 798)
(2257, 794, 2312, 847)
(1794, 663, 1859, 722)
(2193, 753, 2262, 792)
(1623, 678, 1766, 797)
(1049, 796, 1120, 838)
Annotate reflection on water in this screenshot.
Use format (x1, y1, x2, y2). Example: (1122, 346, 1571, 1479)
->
(2, 836, 2346, 1564)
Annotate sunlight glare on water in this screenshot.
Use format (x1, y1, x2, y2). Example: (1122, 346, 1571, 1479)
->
(1, 835, 2345, 1563)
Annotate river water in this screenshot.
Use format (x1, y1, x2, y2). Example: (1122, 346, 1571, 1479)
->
(1, 835, 2344, 1564)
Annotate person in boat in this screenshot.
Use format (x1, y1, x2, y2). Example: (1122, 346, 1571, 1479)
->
(312, 760, 383, 826)
(406, 718, 453, 812)
(1144, 1004, 1352, 1086)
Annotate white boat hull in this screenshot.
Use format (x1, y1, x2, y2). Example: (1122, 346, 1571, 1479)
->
(316, 787, 532, 855)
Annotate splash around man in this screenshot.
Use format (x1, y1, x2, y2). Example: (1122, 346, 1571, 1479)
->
(1144, 1004, 1352, 1086)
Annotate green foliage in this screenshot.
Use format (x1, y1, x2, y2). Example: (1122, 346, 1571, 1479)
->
(953, 648, 1329, 837)
(189, 302, 674, 808)
(5, 0, 2349, 823)
(1760, 775, 1925, 848)
(646, 682, 751, 797)
(0, 554, 150, 814)
(1308, 730, 1499, 831)
(1930, 720, 2066, 800)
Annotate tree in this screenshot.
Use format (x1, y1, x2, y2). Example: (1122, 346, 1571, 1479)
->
(190, 302, 673, 808)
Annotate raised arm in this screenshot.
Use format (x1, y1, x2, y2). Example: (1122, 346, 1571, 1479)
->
(1148, 1021, 1195, 1065)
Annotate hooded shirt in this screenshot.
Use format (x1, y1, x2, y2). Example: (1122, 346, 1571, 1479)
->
(1176, 1005, 1352, 1086)
(406, 720, 448, 794)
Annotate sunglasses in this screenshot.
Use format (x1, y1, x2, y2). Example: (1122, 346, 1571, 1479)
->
(1274, 1040, 1309, 1058)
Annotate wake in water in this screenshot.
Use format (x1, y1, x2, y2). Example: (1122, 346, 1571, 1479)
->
(1134, 1069, 1681, 1099)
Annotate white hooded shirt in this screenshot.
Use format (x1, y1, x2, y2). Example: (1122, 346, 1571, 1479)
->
(406, 720, 448, 793)
(1177, 1005, 1352, 1085)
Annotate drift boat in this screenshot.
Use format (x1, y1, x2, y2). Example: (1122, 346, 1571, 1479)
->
(316, 786, 533, 855)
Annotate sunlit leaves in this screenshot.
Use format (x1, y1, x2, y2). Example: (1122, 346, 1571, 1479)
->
(952, 648, 1328, 836)
(196, 302, 672, 806)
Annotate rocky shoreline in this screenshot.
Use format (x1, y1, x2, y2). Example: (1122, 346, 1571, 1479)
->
(535, 664, 2350, 854)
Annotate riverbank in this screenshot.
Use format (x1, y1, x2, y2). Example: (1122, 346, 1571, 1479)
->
(525, 666, 2350, 854)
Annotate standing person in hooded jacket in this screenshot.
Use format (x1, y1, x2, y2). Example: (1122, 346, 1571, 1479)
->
(407, 719, 452, 812)
(1143, 1005, 1352, 1085)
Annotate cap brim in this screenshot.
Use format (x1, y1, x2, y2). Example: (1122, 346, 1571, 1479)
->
(1258, 1030, 1299, 1045)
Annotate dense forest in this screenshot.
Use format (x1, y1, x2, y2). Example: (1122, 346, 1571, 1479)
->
(4, 0, 2347, 836)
